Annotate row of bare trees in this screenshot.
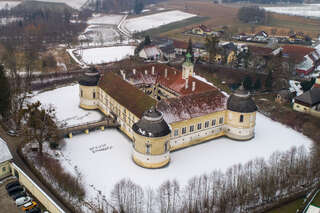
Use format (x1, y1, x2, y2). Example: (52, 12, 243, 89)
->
(88, 145, 319, 213)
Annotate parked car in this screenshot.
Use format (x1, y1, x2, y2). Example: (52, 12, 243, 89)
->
(26, 207, 41, 213)
(8, 186, 25, 197)
(7, 129, 18, 136)
(5, 181, 20, 190)
(21, 201, 37, 211)
(15, 196, 32, 207)
(12, 191, 27, 200)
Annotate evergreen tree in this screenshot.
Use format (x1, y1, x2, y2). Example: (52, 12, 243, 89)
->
(0, 65, 10, 118)
(253, 77, 261, 90)
(243, 75, 252, 90)
(205, 36, 219, 63)
(265, 70, 273, 91)
(144, 35, 151, 46)
(134, 0, 144, 14)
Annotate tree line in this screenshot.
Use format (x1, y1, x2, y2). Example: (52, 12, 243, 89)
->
(86, 145, 319, 213)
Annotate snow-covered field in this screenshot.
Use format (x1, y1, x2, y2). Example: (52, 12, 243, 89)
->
(58, 114, 312, 198)
(30, 84, 103, 127)
(82, 25, 120, 46)
(0, 1, 20, 9)
(263, 4, 320, 17)
(75, 46, 135, 65)
(87, 14, 124, 25)
(31, 0, 87, 9)
(124, 10, 196, 33)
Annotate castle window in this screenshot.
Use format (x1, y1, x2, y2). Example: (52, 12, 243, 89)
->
(219, 117, 224, 124)
(80, 89, 83, 97)
(182, 127, 186, 134)
(174, 129, 179, 136)
(146, 144, 151, 155)
(197, 123, 202, 130)
(164, 142, 169, 152)
(205, 121, 209, 128)
(93, 92, 96, 99)
(240, 115, 244, 123)
(212, 119, 216, 126)
(189, 125, 194, 132)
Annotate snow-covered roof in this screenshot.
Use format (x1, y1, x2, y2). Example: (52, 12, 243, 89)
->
(306, 204, 320, 213)
(296, 55, 314, 72)
(0, 137, 12, 163)
(142, 46, 161, 58)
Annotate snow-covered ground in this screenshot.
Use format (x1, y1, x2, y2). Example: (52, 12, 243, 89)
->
(30, 84, 103, 127)
(263, 4, 320, 17)
(0, 1, 20, 9)
(124, 10, 196, 33)
(87, 14, 124, 25)
(57, 114, 312, 199)
(30, 0, 87, 10)
(74, 46, 135, 65)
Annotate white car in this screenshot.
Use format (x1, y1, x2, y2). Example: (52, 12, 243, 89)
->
(15, 196, 32, 207)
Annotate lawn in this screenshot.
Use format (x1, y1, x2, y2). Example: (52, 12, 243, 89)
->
(267, 197, 304, 213)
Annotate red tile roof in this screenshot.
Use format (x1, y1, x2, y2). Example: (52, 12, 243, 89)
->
(281, 45, 315, 63)
(158, 90, 227, 123)
(123, 64, 217, 96)
(248, 45, 273, 56)
(173, 40, 188, 49)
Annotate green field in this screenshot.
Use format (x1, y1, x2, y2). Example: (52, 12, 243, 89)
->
(266, 198, 304, 213)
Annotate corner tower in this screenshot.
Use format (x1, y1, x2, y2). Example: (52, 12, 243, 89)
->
(182, 52, 194, 79)
(79, 67, 100, 109)
(225, 85, 257, 140)
(132, 107, 171, 168)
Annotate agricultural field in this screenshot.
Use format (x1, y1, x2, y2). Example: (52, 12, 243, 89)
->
(124, 10, 197, 33)
(155, 0, 320, 41)
(264, 4, 320, 18)
(30, 0, 87, 9)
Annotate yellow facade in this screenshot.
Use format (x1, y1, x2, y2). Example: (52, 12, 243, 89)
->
(170, 110, 226, 150)
(0, 161, 11, 179)
(79, 85, 98, 109)
(227, 51, 236, 64)
(293, 103, 320, 118)
(11, 163, 64, 213)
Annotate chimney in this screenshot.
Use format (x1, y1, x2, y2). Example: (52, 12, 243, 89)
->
(174, 70, 176, 75)
(192, 81, 196, 91)
(123, 73, 126, 80)
(133, 69, 136, 75)
(185, 78, 189, 89)
(152, 66, 155, 75)
(145, 70, 148, 75)
(165, 68, 168, 78)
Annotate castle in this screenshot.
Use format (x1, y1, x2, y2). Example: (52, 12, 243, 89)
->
(78, 55, 257, 168)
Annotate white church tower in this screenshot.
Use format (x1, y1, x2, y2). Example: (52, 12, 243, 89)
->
(182, 52, 194, 80)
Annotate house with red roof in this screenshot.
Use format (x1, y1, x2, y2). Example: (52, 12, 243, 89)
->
(279, 45, 320, 75)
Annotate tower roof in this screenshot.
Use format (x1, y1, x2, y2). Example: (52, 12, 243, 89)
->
(132, 107, 171, 138)
(79, 67, 100, 86)
(227, 86, 257, 113)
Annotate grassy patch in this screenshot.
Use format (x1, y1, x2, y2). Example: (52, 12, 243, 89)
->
(266, 197, 304, 213)
(311, 191, 320, 206)
(136, 16, 209, 37)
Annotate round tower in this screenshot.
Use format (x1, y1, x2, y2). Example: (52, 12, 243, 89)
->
(132, 107, 171, 168)
(225, 85, 257, 140)
(79, 67, 100, 109)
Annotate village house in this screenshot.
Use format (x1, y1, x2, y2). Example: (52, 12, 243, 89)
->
(0, 137, 13, 179)
(138, 45, 162, 62)
(254, 31, 268, 42)
(78, 56, 257, 168)
(278, 45, 320, 76)
(293, 77, 320, 117)
(192, 24, 214, 36)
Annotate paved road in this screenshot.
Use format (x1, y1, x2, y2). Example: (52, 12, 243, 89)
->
(0, 127, 70, 213)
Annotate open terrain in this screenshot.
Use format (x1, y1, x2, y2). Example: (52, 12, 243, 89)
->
(156, 0, 320, 41)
